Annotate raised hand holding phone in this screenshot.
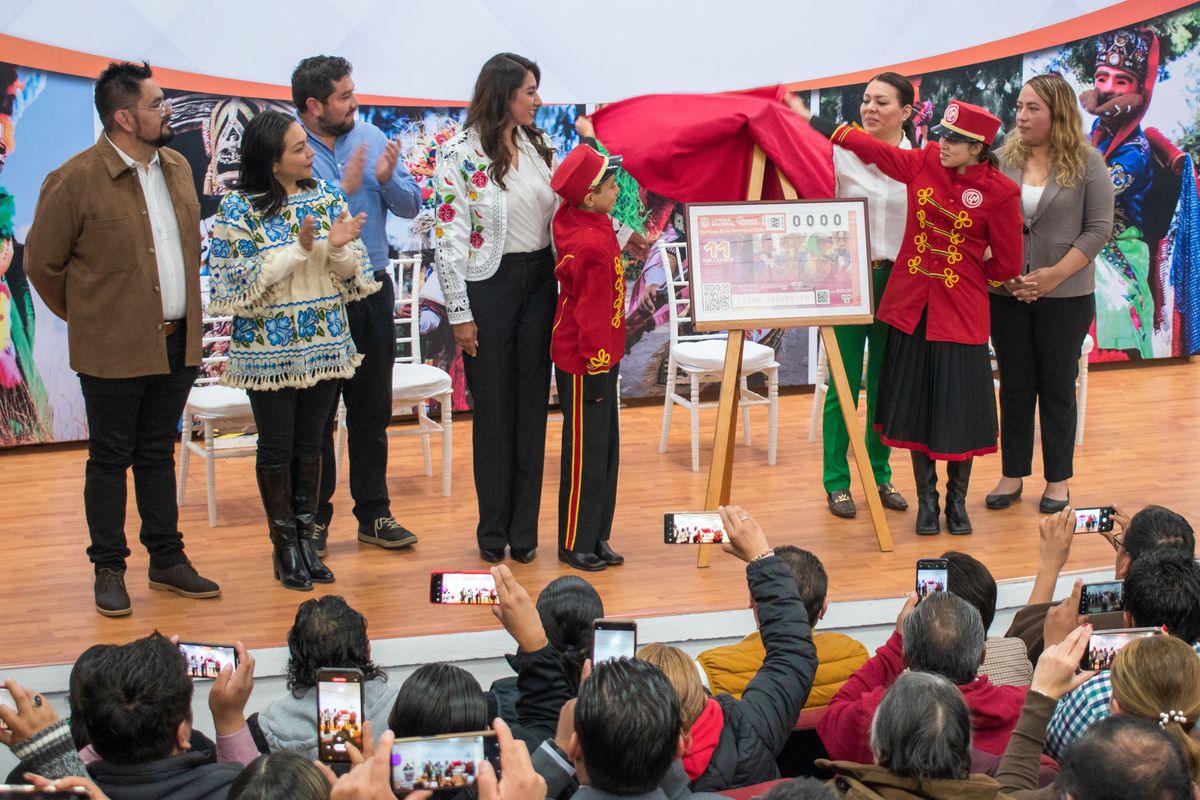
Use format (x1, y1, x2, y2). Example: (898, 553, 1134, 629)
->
(490, 565, 548, 653)
(1032, 624, 1096, 700)
(716, 505, 771, 562)
(0, 678, 58, 747)
(208, 641, 254, 736)
(477, 718, 546, 800)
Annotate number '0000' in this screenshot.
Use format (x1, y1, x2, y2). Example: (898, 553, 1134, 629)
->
(793, 213, 843, 228)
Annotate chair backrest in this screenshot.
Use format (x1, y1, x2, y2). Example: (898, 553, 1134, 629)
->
(658, 239, 724, 349)
(390, 255, 425, 365)
(196, 314, 232, 387)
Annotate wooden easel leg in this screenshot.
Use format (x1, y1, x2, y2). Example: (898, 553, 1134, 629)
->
(698, 331, 745, 567)
(820, 326, 894, 552)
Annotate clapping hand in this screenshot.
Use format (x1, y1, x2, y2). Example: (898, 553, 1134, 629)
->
(298, 214, 317, 252)
(341, 144, 369, 196)
(375, 138, 403, 186)
(329, 211, 367, 249)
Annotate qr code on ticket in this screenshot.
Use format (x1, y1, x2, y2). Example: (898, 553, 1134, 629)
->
(703, 283, 732, 312)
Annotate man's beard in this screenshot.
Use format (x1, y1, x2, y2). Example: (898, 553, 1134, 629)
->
(137, 118, 175, 148)
(317, 112, 355, 137)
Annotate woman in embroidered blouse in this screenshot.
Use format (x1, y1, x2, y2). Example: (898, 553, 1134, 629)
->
(207, 110, 377, 592)
(433, 53, 558, 564)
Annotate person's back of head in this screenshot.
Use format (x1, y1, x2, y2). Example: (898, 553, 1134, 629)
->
(902, 592, 986, 685)
(637, 643, 706, 732)
(388, 662, 487, 737)
(870, 672, 972, 782)
(758, 777, 838, 800)
(1124, 506, 1195, 562)
(1110, 634, 1200, 781)
(1123, 548, 1200, 644)
(229, 751, 330, 800)
(287, 595, 384, 694)
(537, 575, 604, 689)
(572, 658, 682, 796)
(68, 643, 116, 751)
(941, 551, 997, 632)
(1056, 715, 1193, 800)
(81, 632, 193, 764)
(774, 545, 828, 628)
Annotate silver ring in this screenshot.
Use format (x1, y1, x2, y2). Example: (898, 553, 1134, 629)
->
(33, 694, 43, 707)
(738, 514, 751, 521)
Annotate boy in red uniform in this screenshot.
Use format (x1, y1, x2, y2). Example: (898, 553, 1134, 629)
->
(550, 144, 626, 572)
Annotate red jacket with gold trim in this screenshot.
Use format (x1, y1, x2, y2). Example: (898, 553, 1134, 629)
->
(832, 124, 1022, 345)
(551, 203, 626, 375)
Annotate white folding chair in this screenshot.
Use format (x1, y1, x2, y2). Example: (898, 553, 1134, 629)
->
(808, 334, 871, 442)
(336, 256, 452, 496)
(988, 332, 1093, 446)
(656, 240, 779, 472)
(177, 316, 256, 527)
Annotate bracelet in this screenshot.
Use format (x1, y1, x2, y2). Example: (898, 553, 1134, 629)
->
(750, 549, 775, 563)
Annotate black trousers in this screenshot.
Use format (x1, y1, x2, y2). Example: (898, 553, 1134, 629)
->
(556, 367, 620, 554)
(990, 292, 1095, 481)
(78, 329, 197, 573)
(317, 273, 396, 525)
(248, 380, 340, 469)
(463, 248, 556, 551)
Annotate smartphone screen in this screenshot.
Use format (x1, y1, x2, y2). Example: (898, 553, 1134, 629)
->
(592, 620, 637, 664)
(1079, 580, 1125, 615)
(317, 669, 365, 763)
(916, 559, 949, 598)
(0, 788, 89, 798)
(1082, 627, 1160, 670)
(430, 572, 498, 605)
(663, 512, 727, 544)
(391, 732, 500, 796)
(1073, 506, 1114, 533)
(0, 688, 12, 731)
(178, 642, 238, 680)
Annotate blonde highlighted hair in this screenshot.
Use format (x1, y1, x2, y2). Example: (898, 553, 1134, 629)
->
(998, 73, 1090, 188)
(1111, 635, 1200, 781)
(638, 643, 707, 731)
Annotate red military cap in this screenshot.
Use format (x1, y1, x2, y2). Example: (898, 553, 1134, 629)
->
(552, 144, 623, 205)
(931, 99, 1003, 146)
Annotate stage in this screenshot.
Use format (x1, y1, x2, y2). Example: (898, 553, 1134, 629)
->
(1, 360, 1196, 670)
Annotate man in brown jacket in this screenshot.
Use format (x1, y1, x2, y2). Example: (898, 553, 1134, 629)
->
(24, 61, 219, 616)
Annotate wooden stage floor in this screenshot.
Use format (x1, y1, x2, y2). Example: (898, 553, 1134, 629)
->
(2, 361, 1196, 668)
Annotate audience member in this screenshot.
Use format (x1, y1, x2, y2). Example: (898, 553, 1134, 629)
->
(1043, 548, 1200, 759)
(228, 750, 330, 800)
(942, 551, 1034, 686)
(818, 592, 1027, 765)
(758, 777, 838, 800)
(697, 545, 868, 707)
(250, 596, 395, 758)
(388, 662, 487, 736)
(1052, 716, 1194, 800)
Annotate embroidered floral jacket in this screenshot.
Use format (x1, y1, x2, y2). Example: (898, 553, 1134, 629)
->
(832, 124, 1022, 345)
(550, 202, 626, 375)
(206, 181, 378, 390)
(432, 127, 557, 324)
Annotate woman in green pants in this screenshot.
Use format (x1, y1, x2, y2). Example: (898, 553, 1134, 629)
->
(796, 73, 915, 518)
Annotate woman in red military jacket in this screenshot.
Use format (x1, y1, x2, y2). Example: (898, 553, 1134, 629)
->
(828, 100, 1023, 536)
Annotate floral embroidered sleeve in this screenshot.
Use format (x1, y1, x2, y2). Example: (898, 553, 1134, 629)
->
(432, 140, 477, 324)
(206, 192, 309, 316)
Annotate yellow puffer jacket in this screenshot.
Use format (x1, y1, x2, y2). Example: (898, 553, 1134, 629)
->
(698, 630, 868, 708)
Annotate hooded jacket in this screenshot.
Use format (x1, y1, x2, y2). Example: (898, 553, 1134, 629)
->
(87, 752, 242, 800)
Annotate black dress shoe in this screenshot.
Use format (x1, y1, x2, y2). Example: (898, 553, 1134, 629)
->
(510, 547, 537, 564)
(480, 547, 506, 563)
(148, 561, 222, 598)
(827, 490, 857, 518)
(986, 480, 1023, 510)
(558, 547, 607, 572)
(877, 483, 909, 511)
(1039, 492, 1070, 514)
(595, 541, 624, 566)
(94, 568, 132, 617)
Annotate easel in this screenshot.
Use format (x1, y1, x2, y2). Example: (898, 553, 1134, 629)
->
(696, 147, 893, 567)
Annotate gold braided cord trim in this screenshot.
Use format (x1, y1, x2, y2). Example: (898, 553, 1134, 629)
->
(987, 279, 1004, 287)
(612, 256, 625, 328)
(914, 210, 965, 244)
(586, 349, 613, 373)
(906, 256, 960, 288)
(914, 187, 973, 229)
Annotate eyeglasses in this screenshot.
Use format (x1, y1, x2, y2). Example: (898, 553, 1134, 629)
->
(1099, 529, 1126, 553)
(140, 100, 173, 119)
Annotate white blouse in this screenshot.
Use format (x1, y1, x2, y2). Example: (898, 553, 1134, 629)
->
(832, 133, 912, 262)
(1021, 183, 1045, 221)
(503, 137, 556, 253)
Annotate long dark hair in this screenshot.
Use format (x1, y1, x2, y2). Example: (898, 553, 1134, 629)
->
(235, 110, 316, 218)
(388, 662, 488, 737)
(866, 71, 917, 146)
(286, 595, 385, 694)
(463, 53, 555, 189)
(228, 751, 330, 800)
(537, 576, 604, 692)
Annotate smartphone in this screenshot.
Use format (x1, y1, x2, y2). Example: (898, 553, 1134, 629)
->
(0, 688, 11, 731)
(1079, 580, 1125, 615)
(915, 558, 949, 599)
(1073, 506, 1115, 533)
(1082, 627, 1160, 670)
(178, 642, 238, 680)
(663, 512, 726, 544)
(0, 789, 89, 798)
(592, 618, 637, 664)
(391, 731, 500, 796)
(429, 571, 498, 605)
(317, 667, 365, 763)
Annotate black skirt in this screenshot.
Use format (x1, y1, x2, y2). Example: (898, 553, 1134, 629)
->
(874, 311, 997, 461)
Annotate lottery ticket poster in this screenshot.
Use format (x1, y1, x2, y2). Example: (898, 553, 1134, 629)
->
(686, 200, 875, 331)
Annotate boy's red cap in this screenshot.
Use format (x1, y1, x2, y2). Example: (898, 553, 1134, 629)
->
(552, 144, 622, 205)
(931, 99, 1003, 146)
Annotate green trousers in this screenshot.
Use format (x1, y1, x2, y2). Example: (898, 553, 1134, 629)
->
(822, 263, 893, 493)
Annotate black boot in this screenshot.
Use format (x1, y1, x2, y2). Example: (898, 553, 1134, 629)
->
(945, 458, 974, 535)
(293, 456, 335, 583)
(256, 465, 312, 591)
(911, 451, 940, 535)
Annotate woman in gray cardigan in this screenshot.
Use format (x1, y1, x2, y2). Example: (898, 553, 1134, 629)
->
(986, 74, 1114, 514)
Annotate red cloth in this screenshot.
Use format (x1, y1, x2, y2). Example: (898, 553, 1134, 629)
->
(550, 203, 626, 375)
(831, 124, 1022, 345)
(682, 697, 725, 780)
(590, 88, 835, 202)
(816, 631, 1028, 765)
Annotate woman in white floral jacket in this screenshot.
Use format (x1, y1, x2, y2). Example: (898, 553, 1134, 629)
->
(433, 52, 559, 564)
(208, 110, 377, 592)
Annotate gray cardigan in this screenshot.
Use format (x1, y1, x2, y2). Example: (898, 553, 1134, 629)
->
(992, 146, 1114, 298)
